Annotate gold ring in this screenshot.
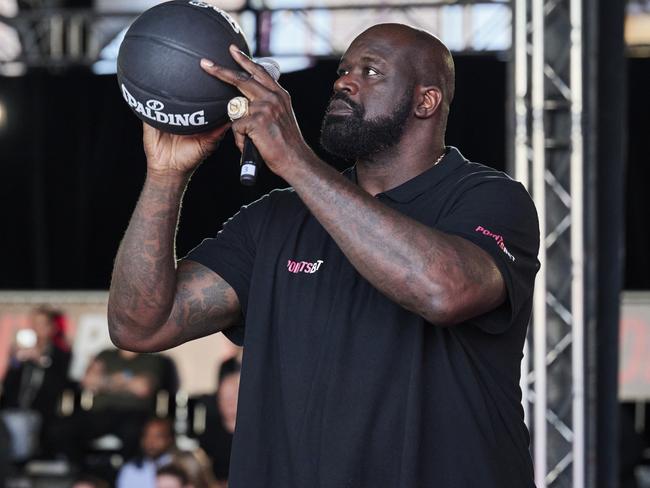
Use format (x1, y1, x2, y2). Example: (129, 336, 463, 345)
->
(227, 96, 249, 121)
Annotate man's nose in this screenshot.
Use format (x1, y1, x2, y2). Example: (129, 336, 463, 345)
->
(333, 72, 359, 96)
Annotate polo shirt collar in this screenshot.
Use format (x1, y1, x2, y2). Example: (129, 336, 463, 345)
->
(343, 146, 466, 203)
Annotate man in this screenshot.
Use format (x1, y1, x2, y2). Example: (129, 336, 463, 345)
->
(108, 23, 540, 487)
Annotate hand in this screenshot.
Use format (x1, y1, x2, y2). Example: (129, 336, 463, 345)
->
(200, 46, 316, 178)
(14, 346, 41, 363)
(107, 372, 130, 391)
(126, 375, 153, 398)
(143, 122, 231, 177)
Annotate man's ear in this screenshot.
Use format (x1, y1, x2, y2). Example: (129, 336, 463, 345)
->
(415, 86, 443, 119)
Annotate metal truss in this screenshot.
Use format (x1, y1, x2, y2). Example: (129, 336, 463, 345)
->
(0, 9, 135, 69)
(0, 0, 511, 70)
(248, 0, 511, 57)
(514, 0, 585, 487)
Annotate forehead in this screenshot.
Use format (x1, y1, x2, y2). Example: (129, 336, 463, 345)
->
(341, 31, 411, 67)
(32, 313, 53, 328)
(157, 475, 182, 488)
(145, 421, 170, 434)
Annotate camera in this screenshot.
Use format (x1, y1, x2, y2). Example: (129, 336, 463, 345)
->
(15, 329, 37, 349)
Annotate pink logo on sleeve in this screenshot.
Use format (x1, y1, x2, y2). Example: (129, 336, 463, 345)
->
(287, 259, 325, 274)
(474, 226, 516, 262)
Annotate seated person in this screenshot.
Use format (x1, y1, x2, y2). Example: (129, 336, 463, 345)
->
(117, 417, 176, 488)
(0, 306, 72, 459)
(192, 358, 240, 485)
(83, 349, 163, 411)
(53, 348, 177, 467)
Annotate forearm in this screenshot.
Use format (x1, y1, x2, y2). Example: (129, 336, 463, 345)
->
(108, 171, 189, 345)
(284, 157, 503, 324)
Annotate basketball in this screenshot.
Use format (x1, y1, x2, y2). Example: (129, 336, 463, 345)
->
(116, 0, 251, 135)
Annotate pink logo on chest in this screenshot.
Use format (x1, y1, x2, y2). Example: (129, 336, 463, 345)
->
(287, 259, 324, 274)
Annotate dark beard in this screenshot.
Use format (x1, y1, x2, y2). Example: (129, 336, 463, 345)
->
(319, 91, 413, 161)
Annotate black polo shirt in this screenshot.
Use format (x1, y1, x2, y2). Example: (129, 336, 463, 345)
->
(187, 147, 540, 488)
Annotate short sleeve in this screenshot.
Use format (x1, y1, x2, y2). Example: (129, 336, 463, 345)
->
(436, 178, 540, 333)
(185, 196, 269, 345)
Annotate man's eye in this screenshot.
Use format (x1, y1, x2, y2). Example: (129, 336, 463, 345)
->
(364, 67, 379, 76)
(337, 68, 349, 76)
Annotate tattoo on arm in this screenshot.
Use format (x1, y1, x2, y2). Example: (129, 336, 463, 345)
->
(109, 175, 240, 350)
(286, 159, 505, 325)
(171, 260, 241, 344)
(108, 176, 183, 339)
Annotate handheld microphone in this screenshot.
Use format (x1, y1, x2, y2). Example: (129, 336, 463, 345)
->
(240, 58, 281, 186)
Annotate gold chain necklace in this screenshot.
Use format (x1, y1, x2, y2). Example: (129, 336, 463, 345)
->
(433, 148, 447, 167)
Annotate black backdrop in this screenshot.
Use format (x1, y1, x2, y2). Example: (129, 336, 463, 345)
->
(0, 55, 647, 290)
(0, 55, 507, 289)
(624, 57, 650, 290)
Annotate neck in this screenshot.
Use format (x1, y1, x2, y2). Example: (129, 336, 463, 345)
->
(355, 140, 446, 196)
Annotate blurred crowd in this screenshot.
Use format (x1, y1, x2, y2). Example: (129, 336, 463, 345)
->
(0, 306, 240, 488)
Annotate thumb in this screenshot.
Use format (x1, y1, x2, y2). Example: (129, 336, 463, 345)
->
(197, 122, 232, 161)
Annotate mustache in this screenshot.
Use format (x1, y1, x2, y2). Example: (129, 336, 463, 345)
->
(325, 92, 363, 117)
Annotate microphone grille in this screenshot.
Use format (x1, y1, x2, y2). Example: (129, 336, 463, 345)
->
(256, 57, 281, 81)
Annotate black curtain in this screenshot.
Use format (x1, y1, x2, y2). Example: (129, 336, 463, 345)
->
(0, 56, 506, 289)
(594, 0, 627, 486)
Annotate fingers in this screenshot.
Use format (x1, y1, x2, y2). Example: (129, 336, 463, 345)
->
(200, 46, 281, 100)
(227, 45, 279, 91)
(232, 130, 245, 153)
(201, 59, 268, 101)
(229, 115, 255, 153)
(142, 121, 163, 145)
(142, 121, 159, 137)
(143, 120, 230, 145)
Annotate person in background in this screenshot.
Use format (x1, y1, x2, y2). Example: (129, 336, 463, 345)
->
(0, 306, 72, 459)
(193, 359, 240, 485)
(156, 464, 193, 488)
(170, 449, 218, 488)
(116, 417, 176, 488)
(53, 348, 177, 467)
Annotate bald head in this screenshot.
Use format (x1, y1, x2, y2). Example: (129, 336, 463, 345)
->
(354, 23, 455, 112)
(321, 23, 454, 161)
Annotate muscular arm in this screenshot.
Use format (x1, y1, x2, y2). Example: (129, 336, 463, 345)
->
(284, 156, 506, 326)
(108, 171, 241, 352)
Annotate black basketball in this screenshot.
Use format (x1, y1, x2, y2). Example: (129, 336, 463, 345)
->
(117, 0, 250, 135)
